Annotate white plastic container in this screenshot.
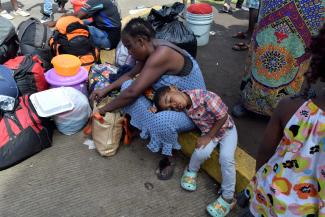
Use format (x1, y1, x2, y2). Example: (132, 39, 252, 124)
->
(30, 87, 74, 117)
(186, 11, 214, 46)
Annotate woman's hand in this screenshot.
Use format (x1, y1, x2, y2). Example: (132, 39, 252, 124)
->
(89, 88, 109, 103)
(196, 135, 212, 149)
(148, 106, 157, 113)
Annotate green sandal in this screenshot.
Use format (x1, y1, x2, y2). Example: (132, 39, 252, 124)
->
(180, 169, 197, 191)
(206, 196, 236, 217)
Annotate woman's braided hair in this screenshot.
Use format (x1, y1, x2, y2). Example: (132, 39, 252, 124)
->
(122, 17, 155, 41)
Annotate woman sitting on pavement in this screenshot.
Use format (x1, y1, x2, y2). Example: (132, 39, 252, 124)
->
(90, 18, 206, 180)
(240, 24, 325, 217)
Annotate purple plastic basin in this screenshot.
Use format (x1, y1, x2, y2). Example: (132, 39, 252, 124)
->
(45, 67, 88, 96)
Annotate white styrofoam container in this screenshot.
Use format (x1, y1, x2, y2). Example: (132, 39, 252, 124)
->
(30, 87, 74, 117)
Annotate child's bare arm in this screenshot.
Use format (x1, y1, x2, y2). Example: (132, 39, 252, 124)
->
(207, 115, 228, 139)
(196, 115, 228, 148)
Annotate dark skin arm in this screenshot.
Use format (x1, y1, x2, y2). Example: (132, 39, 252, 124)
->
(255, 97, 306, 172)
(197, 115, 228, 148)
(255, 103, 283, 171)
(98, 46, 184, 114)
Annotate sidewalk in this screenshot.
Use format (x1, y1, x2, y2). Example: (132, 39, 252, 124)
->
(0, 0, 266, 216)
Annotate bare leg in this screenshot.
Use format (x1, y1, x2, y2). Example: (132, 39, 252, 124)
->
(247, 8, 259, 38)
(10, 0, 18, 10)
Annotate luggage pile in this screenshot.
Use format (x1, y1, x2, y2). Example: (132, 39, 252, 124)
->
(0, 15, 129, 170)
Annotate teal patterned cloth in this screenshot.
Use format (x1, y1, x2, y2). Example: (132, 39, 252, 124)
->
(240, 0, 325, 116)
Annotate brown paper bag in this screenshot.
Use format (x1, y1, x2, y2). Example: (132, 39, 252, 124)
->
(92, 96, 124, 156)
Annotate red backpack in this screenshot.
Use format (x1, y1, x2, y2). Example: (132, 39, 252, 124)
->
(0, 95, 53, 170)
(4, 55, 48, 95)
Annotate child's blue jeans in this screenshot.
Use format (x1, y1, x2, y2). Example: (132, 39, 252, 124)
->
(188, 126, 238, 200)
(43, 0, 52, 15)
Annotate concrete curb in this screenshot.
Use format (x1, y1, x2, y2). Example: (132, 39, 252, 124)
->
(179, 131, 256, 192)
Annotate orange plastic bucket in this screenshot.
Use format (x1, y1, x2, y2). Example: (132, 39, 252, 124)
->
(70, 0, 87, 12)
(51, 54, 81, 76)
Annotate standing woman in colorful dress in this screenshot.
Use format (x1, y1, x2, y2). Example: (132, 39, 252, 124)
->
(232, 0, 325, 117)
(241, 23, 325, 217)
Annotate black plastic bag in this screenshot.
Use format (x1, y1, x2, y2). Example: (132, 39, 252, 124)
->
(147, 2, 185, 29)
(155, 20, 197, 58)
(147, 2, 197, 58)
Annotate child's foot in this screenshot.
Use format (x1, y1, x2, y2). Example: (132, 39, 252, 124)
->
(206, 196, 236, 217)
(180, 168, 197, 191)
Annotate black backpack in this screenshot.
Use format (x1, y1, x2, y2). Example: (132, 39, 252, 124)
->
(0, 17, 18, 64)
(17, 18, 52, 70)
(50, 17, 99, 70)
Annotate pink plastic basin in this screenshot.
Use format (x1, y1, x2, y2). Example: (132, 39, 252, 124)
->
(45, 67, 88, 96)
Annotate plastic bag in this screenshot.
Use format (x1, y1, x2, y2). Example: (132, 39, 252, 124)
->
(54, 87, 91, 135)
(115, 41, 136, 67)
(155, 20, 197, 58)
(147, 2, 185, 29)
(147, 3, 197, 58)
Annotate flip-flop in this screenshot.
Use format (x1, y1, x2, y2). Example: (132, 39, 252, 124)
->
(219, 8, 233, 14)
(232, 32, 247, 39)
(232, 42, 249, 51)
(156, 158, 175, 180)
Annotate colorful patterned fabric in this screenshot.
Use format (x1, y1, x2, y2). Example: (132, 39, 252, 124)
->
(240, 0, 324, 116)
(88, 63, 119, 94)
(247, 100, 325, 216)
(184, 89, 234, 142)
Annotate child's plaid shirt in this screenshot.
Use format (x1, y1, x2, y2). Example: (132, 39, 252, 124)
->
(184, 89, 234, 142)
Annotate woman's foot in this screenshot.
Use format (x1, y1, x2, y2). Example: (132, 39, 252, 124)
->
(180, 168, 197, 191)
(219, 3, 232, 14)
(156, 157, 175, 180)
(206, 196, 236, 217)
(232, 32, 247, 39)
(232, 42, 249, 51)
